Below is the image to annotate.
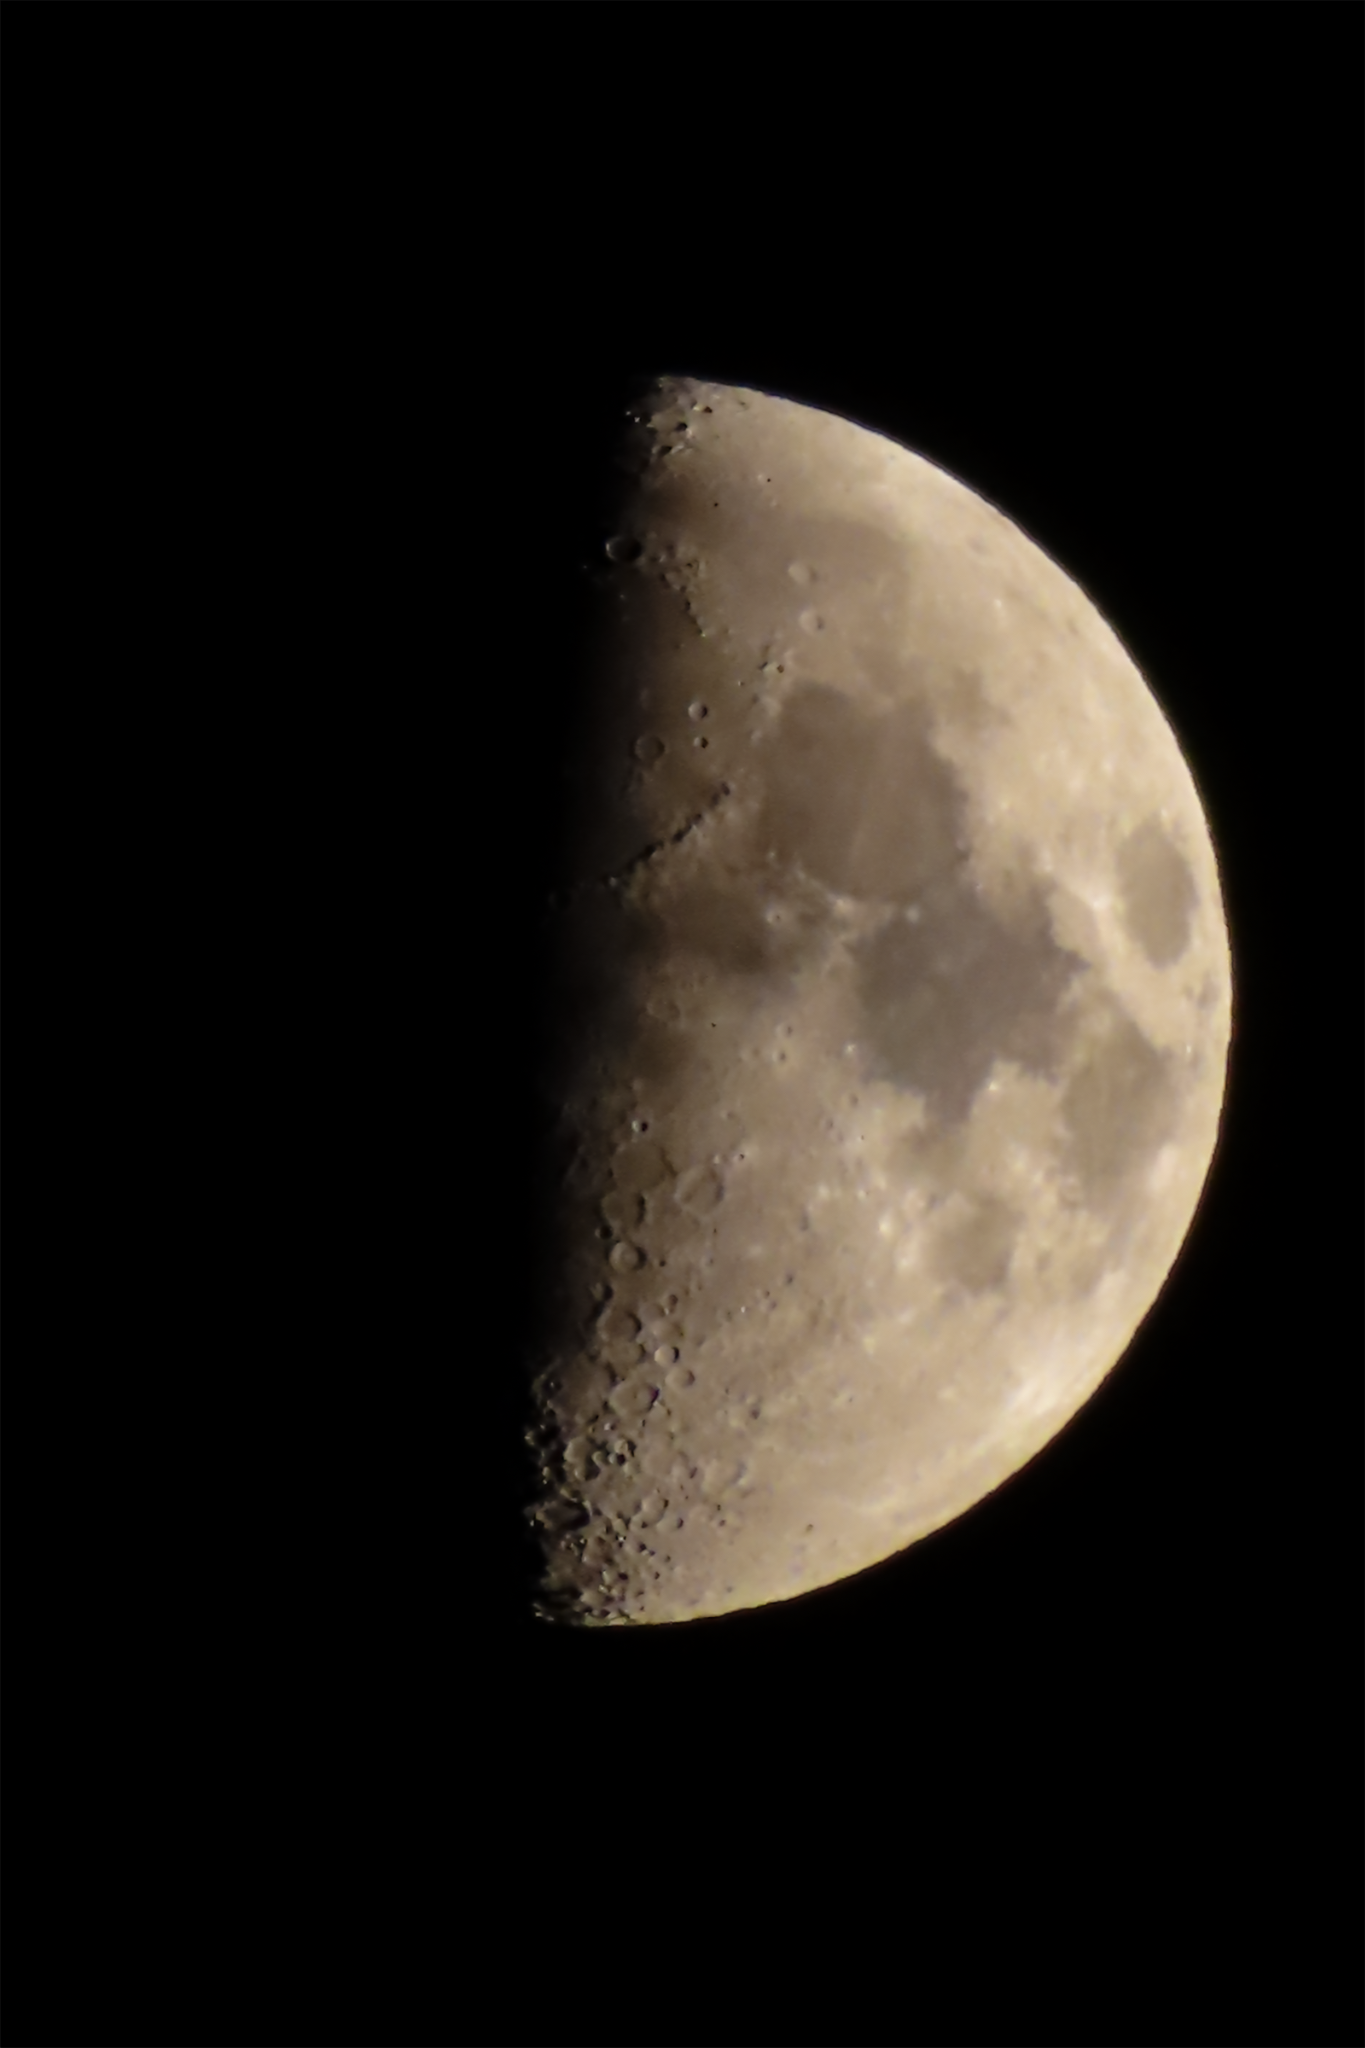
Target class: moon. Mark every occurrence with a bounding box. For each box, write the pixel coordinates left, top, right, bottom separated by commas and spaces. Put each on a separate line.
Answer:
525, 374, 1231, 1626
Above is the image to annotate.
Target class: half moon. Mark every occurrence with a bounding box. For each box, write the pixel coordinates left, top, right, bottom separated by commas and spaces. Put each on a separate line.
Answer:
526, 375, 1232, 1626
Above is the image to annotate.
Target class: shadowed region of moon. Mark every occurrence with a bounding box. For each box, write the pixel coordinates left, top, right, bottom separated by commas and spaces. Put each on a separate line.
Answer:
525, 374, 1231, 1626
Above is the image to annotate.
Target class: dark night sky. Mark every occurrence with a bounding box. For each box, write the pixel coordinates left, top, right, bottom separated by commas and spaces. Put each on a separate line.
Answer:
413, 323, 1309, 1761
222, 195, 1334, 1875
80, 39, 1350, 1998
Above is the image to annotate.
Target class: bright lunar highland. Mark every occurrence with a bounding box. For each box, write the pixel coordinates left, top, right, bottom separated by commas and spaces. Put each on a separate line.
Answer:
526, 375, 1232, 1626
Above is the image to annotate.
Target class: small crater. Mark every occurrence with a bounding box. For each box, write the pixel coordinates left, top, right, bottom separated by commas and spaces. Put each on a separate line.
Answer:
605, 535, 644, 564
601, 1188, 645, 1233
609, 1241, 646, 1274
596, 1304, 641, 1345
614, 1138, 668, 1195
609, 1377, 659, 1420
602, 1340, 644, 1371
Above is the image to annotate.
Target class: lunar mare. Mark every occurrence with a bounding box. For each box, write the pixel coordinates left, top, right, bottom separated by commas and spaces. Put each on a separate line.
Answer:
526, 376, 1231, 1625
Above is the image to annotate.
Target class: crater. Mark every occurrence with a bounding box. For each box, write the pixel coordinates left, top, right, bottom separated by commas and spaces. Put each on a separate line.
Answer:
613, 1138, 670, 1195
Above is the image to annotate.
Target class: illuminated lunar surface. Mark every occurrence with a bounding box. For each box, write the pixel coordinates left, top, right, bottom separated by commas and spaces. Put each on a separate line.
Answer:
525, 375, 1231, 1626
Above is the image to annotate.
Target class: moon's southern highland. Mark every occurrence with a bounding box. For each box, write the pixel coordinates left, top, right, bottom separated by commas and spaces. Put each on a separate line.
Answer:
525, 375, 1231, 1626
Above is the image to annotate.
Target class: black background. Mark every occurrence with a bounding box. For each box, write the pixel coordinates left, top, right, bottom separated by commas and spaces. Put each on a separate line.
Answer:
205, 180, 1342, 1900
14, 13, 1361, 2048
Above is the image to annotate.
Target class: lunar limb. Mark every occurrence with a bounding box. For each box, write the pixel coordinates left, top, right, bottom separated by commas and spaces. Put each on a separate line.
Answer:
526, 376, 1232, 1626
